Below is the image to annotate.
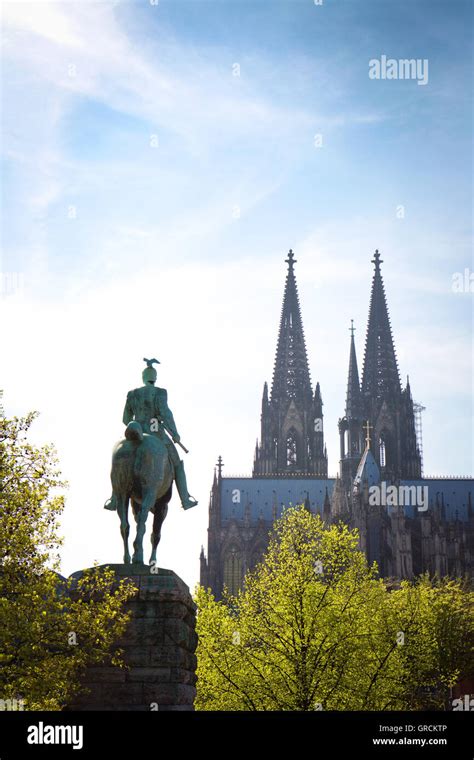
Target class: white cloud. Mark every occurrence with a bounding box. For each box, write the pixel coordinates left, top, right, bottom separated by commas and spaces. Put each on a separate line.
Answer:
2, 1, 84, 47
2, 1, 314, 147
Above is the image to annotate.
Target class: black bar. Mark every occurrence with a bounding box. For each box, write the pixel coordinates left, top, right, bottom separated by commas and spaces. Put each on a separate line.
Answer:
0, 710, 472, 758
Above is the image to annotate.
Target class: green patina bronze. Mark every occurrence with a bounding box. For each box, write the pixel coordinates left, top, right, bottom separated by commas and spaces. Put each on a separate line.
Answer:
105, 358, 198, 565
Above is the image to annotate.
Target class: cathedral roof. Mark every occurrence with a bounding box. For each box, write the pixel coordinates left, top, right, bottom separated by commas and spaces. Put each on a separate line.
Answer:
220, 477, 336, 523
353, 446, 380, 491
216, 476, 473, 524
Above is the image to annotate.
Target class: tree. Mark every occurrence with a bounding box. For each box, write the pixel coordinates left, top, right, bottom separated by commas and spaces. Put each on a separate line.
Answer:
195, 505, 473, 711
387, 576, 473, 710
0, 413, 137, 710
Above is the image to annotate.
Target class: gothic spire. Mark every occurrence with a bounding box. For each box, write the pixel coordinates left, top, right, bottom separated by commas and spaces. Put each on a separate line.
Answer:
345, 320, 362, 420
314, 381, 322, 402
271, 249, 312, 405
254, 249, 327, 477
361, 250, 401, 403
323, 487, 331, 520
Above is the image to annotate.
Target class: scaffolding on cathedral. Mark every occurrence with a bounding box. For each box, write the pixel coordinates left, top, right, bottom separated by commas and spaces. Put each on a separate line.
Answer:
413, 401, 426, 477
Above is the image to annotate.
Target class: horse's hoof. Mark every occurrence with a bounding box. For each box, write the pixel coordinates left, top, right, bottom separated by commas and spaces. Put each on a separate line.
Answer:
132, 555, 144, 565
124, 555, 131, 564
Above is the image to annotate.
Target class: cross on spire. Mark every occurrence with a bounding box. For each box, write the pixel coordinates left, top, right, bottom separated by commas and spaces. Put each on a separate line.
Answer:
363, 420, 372, 447
371, 249, 383, 269
285, 249, 297, 270
216, 455, 224, 479
349, 319, 355, 337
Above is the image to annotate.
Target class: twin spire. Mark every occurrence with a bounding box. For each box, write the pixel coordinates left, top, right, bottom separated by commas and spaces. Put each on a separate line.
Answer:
361, 249, 401, 401
271, 249, 313, 405
345, 250, 400, 416
254, 249, 327, 476
270, 247, 400, 414
257, 247, 408, 478
341, 250, 421, 480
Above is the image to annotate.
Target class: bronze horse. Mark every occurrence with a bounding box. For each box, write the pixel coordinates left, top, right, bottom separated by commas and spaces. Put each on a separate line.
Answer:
109, 421, 173, 565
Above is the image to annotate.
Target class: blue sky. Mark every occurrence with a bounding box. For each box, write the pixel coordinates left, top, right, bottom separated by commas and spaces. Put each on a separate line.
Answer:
1, 0, 472, 588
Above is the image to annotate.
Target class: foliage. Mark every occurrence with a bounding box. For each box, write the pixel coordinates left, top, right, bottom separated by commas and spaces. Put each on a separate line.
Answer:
0, 413, 137, 710
195, 505, 473, 711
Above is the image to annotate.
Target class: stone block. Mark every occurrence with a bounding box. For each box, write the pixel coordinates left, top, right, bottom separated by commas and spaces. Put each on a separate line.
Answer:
126, 667, 171, 683
84, 666, 127, 683
142, 683, 196, 706
66, 565, 197, 711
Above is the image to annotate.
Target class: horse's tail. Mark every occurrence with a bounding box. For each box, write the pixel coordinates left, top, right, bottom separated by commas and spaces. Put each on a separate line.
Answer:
125, 421, 144, 442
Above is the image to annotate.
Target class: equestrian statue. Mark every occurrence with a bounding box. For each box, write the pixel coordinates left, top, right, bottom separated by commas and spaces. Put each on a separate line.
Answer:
104, 358, 198, 565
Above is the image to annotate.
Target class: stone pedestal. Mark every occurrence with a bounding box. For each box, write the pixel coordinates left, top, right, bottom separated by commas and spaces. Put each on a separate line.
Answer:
66, 565, 197, 711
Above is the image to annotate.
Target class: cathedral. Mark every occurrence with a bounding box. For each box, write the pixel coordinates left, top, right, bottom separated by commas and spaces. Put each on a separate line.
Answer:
200, 250, 474, 597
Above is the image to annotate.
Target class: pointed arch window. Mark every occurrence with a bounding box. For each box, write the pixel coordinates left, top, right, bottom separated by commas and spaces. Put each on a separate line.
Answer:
250, 545, 265, 571
379, 436, 386, 468
223, 546, 242, 596
286, 429, 298, 467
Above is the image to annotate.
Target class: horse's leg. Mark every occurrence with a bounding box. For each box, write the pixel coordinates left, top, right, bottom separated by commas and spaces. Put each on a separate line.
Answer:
131, 498, 140, 524
116, 493, 131, 564
149, 503, 168, 566
150, 487, 172, 565
132, 490, 155, 564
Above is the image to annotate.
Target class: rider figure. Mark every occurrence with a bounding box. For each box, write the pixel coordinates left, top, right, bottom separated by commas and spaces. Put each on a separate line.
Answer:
105, 358, 198, 511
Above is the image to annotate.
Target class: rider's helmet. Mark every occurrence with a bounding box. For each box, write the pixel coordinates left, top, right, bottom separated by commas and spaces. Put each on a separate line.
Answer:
142, 357, 160, 385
